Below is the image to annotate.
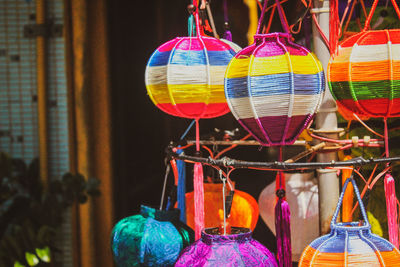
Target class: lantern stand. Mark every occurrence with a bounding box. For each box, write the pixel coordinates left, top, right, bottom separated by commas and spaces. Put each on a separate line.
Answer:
166, 143, 400, 170
312, 0, 341, 236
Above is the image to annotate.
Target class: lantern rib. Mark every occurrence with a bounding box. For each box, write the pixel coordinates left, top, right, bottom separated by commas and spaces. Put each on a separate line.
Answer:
344, 231, 348, 267
247, 35, 273, 145
348, 31, 372, 117
309, 231, 337, 266
386, 30, 394, 117
197, 36, 211, 118
291, 43, 325, 144
358, 230, 386, 266
276, 34, 294, 145
167, 37, 188, 118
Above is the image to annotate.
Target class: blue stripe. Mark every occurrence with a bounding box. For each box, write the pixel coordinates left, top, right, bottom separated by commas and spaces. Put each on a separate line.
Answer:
225, 72, 324, 98
147, 50, 172, 66
148, 49, 235, 67
309, 231, 394, 253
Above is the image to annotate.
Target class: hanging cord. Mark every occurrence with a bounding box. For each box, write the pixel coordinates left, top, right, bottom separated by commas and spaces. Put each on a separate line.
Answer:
287, 0, 312, 35
311, 13, 331, 53
364, 0, 400, 31
160, 164, 171, 210
384, 118, 389, 158
352, 113, 384, 138
330, 0, 340, 54
219, 169, 228, 235
222, 0, 232, 40
204, 0, 219, 38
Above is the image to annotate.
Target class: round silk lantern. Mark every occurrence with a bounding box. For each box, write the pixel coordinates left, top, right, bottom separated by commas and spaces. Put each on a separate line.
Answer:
175, 227, 278, 266
145, 33, 237, 119
184, 183, 259, 231
224, 0, 324, 146
328, 0, 400, 118
111, 205, 194, 267
299, 178, 400, 266
224, 32, 325, 145
258, 171, 319, 262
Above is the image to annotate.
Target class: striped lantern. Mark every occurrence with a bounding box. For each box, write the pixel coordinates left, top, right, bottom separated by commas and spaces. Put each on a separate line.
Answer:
328, 29, 400, 118
224, 33, 325, 146
299, 178, 400, 266
145, 36, 237, 119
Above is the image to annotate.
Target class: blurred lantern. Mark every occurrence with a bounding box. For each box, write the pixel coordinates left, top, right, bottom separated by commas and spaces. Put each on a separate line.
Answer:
299, 178, 400, 266
175, 227, 278, 266
336, 101, 369, 121
184, 183, 259, 231
111, 205, 194, 267
328, 0, 400, 118
258, 171, 319, 262
328, 0, 400, 247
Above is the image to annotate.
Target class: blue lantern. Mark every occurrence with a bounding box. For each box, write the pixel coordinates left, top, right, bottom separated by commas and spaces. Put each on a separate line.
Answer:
111, 205, 194, 266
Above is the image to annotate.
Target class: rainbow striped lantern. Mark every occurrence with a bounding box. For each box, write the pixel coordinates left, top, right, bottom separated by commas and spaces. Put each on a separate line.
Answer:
224, 33, 325, 145
328, 0, 400, 118
299, 178, 400, 266
328, 29, 400, 118
145, 36, 237, 119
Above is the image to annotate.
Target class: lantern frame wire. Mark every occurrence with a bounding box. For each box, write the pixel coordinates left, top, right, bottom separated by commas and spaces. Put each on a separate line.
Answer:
166, 142, 400, 170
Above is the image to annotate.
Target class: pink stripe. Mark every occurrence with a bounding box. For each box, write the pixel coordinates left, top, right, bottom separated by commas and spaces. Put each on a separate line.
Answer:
238, 34, 309, 57
158, 37, 232, 52
234, 43, 257, 58
157, 103, 229, 119
157, 38, 180, 52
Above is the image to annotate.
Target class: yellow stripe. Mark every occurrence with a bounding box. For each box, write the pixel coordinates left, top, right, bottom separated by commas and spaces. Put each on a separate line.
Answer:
146, 84, 227, 104
226, 53, 323, 79
225, 56, 251, 79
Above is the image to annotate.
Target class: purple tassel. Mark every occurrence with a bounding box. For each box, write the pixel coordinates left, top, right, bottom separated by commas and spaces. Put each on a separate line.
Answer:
223, 30, 232, 41
275, 197, 292, 267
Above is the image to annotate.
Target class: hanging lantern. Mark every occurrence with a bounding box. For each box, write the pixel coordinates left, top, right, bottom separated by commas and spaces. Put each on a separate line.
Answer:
328, 29, 400, 118
328, 0, 400, 118
299, 178, 400, 266
145, 35, 237, 119
175, 227, 278, 266
224, 33, 325, 145
110, 205, 194, 267
184, 183, 259, 231
258, 171, 319, 262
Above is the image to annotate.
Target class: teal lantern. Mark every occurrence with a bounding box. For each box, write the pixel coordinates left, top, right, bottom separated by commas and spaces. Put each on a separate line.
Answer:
111, 205, 194, 267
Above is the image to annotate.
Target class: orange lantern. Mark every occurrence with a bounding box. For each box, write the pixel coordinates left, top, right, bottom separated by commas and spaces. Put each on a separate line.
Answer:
184, 183, 259, 231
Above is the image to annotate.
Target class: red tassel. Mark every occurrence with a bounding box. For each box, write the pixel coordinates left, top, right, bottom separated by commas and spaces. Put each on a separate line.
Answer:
275, 197, 292, 267
329, 0, 340, 55
384, 173, 399, 248
194, 162, 205, 240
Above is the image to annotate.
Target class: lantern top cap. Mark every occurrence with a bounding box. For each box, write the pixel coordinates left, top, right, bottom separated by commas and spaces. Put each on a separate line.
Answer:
253, 32, 291, 40
330, 221, 370, 233
140, 205, 180, 222
201, 227, 252, 245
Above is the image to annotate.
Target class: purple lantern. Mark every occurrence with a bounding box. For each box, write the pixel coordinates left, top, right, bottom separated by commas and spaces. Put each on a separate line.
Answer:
175, 227, 278, 266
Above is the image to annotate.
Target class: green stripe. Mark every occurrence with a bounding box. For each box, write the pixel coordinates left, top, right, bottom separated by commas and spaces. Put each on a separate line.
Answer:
329, 80, 400, 100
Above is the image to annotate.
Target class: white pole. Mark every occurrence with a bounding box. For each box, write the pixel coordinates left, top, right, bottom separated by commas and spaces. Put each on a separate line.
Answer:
312, 0, 340, 234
